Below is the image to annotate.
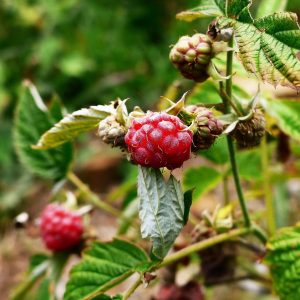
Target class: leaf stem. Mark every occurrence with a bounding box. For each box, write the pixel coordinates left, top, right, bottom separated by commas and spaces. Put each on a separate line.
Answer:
223, 36, 251, 228
67, 172, 121, 217
122, 275, 142, 300
261, 135, 276, 235
159, 227, 250, 268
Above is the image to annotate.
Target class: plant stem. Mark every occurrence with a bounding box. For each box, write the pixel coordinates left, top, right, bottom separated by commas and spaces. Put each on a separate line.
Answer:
219, 81, 242, 116
261, 135, 276, 235
222, 166, 230, 204
67, 172, 121, 217
159, 227, 250, 268
122, 275, 142, 300
227, 138, 251, 227
222, 36, 251, 228
10, 261, 49, 300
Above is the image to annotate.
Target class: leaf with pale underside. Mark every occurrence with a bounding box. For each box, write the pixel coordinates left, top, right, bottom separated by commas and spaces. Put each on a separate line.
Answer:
35, 104, 115, 149
138, 166, 184, 259
176, 0, 251, 22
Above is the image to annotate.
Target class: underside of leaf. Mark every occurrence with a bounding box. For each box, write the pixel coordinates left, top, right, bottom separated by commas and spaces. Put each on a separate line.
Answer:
219, 12, 300, 90
35, 104, 115, 149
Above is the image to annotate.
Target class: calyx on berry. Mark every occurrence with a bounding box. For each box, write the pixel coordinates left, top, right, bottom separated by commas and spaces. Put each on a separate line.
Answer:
125, 112, 193, 170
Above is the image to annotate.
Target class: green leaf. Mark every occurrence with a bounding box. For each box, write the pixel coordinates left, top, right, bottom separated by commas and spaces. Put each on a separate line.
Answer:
262, 98, 300, 141
138, 166, 184, 259
183, 166, 222, 200
64, 239, 150, 300
219, 12, 300, 89
200, 135, 229, 164
176, 0, 224, 22
256, 0, 288, 18
36, 278, 50, 300
265, 223, 300, 300
188, 80, 222, 105
35, 104, 115, 149
14, 83, 73, 181
29, 254, 49, 273
176, 0, 251, 22
183, 189, 194, 225
236, 148, 262, 181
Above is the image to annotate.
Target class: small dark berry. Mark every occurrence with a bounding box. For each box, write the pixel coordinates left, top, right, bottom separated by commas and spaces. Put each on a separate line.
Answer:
230, 109, 265, 148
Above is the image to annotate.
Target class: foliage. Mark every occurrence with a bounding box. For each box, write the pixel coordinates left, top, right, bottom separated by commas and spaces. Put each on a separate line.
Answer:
64, 239, 150, 300
265, 223, 300, 300
5, 1, 300, 300
14, 83, 73, 181
138, 166, 185, 259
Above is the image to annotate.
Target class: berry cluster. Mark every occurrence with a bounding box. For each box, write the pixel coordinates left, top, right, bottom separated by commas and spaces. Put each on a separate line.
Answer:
169, 33, 212, 82
40, 204, 83, 252
125, 112, 192, 170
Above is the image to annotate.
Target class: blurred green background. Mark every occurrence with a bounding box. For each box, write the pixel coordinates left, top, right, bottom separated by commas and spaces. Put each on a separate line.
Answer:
0, 0, 207, 221
0, 0, 299, 221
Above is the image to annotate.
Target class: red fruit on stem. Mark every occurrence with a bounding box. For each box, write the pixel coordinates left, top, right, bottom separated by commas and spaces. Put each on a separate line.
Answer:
40, 204, 83, 252
125, 112, 192, 170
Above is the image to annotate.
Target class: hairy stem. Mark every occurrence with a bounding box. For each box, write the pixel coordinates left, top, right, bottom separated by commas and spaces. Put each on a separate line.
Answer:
261, 135, 276, 235
67, 172, 121, 217
159, 227, 250, 268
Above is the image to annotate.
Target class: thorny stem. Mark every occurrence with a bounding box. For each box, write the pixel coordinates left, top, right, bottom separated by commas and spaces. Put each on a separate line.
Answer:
67, 172, 121, 217
261, 135, 276, 235
122, 275, 142, 300
222, 36, 252, 228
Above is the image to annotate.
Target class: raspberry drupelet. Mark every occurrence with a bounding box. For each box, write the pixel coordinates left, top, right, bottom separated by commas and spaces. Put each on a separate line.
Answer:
125, 112, 193, 170
40, 204, 83, 252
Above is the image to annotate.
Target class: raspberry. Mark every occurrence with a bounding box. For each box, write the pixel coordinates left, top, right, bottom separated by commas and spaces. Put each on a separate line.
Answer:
187, 106, 223, 150
125, 112, 192, 170
98, 115, 126, 147
230, 109, 265, 148
40, 204, 83, 252
169, 33, 212, 82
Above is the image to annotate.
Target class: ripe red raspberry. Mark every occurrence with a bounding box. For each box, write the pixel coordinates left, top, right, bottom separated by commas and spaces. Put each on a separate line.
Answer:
40, 204, 83, 252
125, 112, 192, 170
